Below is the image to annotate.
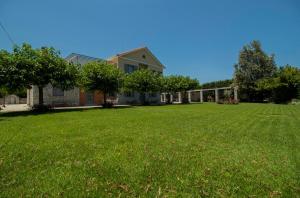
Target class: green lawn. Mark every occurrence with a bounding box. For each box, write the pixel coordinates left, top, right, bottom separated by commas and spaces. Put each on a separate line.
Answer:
0, 103, 299, 197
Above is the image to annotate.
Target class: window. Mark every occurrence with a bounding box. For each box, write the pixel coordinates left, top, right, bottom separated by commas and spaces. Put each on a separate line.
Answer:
53, 87, 64, 96
124, 91, 134, 97
124, 64, 137, 73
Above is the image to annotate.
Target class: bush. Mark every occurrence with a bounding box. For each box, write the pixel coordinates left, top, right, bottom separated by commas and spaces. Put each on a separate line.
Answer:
291, 99, 300, 105
102, 102, 114, 108
32, 104, 53, 112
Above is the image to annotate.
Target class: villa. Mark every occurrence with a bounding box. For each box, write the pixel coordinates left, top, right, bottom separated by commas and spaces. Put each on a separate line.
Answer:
27, 47, 165, 106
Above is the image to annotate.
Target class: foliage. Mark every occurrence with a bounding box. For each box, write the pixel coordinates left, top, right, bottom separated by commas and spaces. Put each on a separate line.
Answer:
202, 79, 233, 89
297, 84, 300, 99
14, 88, 27, 98
256, 65, 300, 103
0, 104, 299, 197
162, 75, 199, 93
234, 40, 277, 102
123, 69, 161, 104
162, 75, 199, 103
9, 43, 79, 107
81, 61, 124, 106
0, 50, 14, 97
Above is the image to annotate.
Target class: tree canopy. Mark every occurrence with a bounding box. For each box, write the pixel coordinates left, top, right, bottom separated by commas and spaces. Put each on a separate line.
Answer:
1, 43, 79, 107
123, 69, 161, 104
162, 75, 199, 93
234, 40, 277, 102
81, 61, 124, 106
201, 79, 233, 89
162, 75, 199, 103
256, 65, 300, 103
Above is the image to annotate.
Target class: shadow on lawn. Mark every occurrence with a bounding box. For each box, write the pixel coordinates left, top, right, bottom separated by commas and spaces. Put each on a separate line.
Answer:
0, 105, 133, 119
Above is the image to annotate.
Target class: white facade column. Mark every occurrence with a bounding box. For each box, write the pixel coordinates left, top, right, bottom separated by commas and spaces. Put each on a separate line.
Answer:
234, 87, 238, 101
170, 94, 173, 103
200, 90, 203, 103
178, 92, 182, 103
27, 89, 30, 105
215, 89, 219, 103
163, 93, 167, 102
188, 91, 191, 103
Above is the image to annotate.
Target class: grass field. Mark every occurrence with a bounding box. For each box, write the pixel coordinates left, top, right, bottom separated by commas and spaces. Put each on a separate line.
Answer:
0, 103, 299, 197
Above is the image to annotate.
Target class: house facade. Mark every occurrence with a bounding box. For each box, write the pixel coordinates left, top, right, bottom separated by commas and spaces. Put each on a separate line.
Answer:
27, 47, 165, 106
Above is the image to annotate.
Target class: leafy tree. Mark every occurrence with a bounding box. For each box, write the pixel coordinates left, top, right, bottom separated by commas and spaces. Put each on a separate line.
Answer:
163, 75, 199, 93
81, 61, 124, 106
0, 49, 15, 106
201, 79, 233, 89
234, 40, 277, 102
162, 75, 199, 103
272, 65, 300, 103
256, 65, 300, 103
124, 69, 161, 105
11, 43, 79, 107
297, 84, 300, 100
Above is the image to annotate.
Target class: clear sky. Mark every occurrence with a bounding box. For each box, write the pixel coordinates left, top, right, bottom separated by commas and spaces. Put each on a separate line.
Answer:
0, 0, 299, 83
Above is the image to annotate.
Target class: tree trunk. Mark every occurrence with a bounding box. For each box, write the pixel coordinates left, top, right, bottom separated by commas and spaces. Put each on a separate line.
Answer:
38, 86, 44, 106
140, 92, 146, 105
3, 94, 6, 107
182, 91, 189, 103
166, 93, 171, 104
103, 91, 107, 105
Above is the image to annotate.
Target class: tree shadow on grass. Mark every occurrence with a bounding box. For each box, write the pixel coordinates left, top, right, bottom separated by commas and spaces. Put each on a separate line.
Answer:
0, 105, 133, 119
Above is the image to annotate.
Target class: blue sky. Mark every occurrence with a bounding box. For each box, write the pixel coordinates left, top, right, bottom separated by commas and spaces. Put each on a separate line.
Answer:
1, 0, 299, 83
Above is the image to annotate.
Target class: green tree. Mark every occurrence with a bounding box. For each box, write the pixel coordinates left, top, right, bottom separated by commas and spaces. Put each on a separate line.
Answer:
124, 69, 161, 105
234, 40, 277, 102
297, 84, 300, 100
81, 61, 124, 107
201, 79, 233, 89
256, 65, 300, 103
273, 65, 300, 103
162, 75, 199, 103
0, 49, 15, 107
11, 44, 79, 107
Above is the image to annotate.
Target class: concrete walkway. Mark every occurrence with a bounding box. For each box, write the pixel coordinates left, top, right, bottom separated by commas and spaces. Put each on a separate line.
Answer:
0, 104, 30, 113
0, 104, 131, 113
54, 105, 130, 110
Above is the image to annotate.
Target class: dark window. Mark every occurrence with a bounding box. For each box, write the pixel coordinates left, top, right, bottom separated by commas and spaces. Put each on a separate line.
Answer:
53, 87, 64, 96
124, 64, 137, 73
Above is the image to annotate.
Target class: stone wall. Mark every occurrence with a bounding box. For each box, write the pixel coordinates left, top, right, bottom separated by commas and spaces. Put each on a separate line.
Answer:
29, 84, 80, 106
0, 96, 26, 104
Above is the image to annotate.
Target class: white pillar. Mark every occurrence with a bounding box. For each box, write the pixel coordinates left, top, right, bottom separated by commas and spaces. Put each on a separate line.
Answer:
188, 91, 191, 103
170, 94, 173, 103
234, 87, 238, 101
200, 90, 203, 103
164, 93, 166, 102
215, 89, 219, 103
178, 92, 182, 103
